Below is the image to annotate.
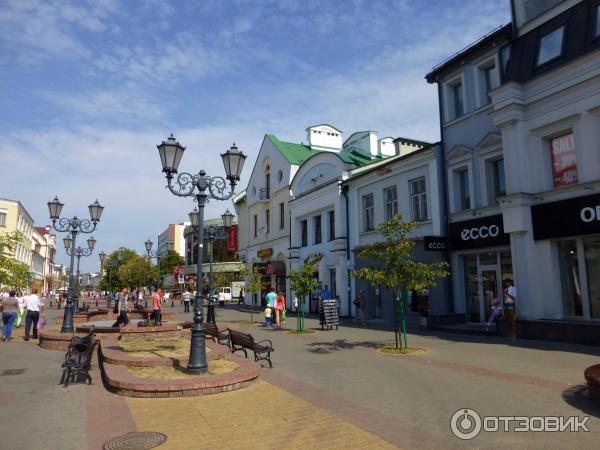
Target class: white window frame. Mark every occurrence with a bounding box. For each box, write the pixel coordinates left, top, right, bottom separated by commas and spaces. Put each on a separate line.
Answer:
478, 144, 504, 206
383, 185, 398, 221
0, 210, 6, 227
473, 54, 500, 109
443, 72, 467, 123
446, 147, 474, 213
409, 177, 428, 222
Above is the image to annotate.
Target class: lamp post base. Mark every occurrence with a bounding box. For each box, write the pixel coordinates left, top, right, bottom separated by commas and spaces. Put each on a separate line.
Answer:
61, 303, 75, 333
187, 322, 208, 374
207, 301, 216, 324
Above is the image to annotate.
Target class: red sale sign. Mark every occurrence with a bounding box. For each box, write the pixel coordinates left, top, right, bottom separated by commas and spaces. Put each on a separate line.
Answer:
551, 133, 578, 187
228, 224, 238, 252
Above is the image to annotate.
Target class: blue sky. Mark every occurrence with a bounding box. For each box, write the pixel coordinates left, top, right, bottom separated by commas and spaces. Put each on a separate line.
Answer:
0, 0, 510, 273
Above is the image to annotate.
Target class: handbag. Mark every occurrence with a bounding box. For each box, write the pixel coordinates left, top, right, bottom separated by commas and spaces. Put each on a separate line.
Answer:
282, 309, 287, 321
37, 315, 47, 330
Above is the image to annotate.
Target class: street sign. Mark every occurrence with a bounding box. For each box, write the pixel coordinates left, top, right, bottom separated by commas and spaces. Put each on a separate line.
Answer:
178, 274, 185, 284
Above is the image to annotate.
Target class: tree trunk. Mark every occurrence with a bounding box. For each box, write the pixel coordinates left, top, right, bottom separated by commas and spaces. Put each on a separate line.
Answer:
394, 289, 401, 350
400, 290, 408, 349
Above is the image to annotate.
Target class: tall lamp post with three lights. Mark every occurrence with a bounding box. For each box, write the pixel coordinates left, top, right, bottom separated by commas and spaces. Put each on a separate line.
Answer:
156, 134, 245, 374
189, 208, 234, 324
47, 196, 104, 333
63, 235, 96, 313
98, 250, 119, 309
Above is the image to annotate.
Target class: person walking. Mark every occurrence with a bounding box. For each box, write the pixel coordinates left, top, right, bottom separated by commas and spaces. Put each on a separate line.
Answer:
353, 290, 366, 325
239, 288, 244, 305
486, 298, 502, 331
15, 291, 25, 328
182, 289, 192, 313
274, 291, 286, 327
2, 291, 19, 341
24, 288, 44, 341
114, 288, 129, 327
152, 288, 162, 324
264, 305, 273, 327
266, 288, 276, 310
503, 280, 517, 340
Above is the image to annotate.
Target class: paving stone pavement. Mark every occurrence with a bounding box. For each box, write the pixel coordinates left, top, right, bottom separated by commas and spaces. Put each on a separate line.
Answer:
0, 303, 599, 449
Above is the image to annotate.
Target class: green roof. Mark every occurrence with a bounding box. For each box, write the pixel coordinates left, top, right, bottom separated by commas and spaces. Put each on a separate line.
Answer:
267, 134, 388, 169
266, 134, 321, 165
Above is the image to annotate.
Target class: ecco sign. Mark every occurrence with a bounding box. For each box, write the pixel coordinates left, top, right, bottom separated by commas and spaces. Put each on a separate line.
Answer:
460, 225, 500, 241
580, 205, 600, 223
532, 193, 600, 240
449, 215, 509, 250
424, 236, 448, 251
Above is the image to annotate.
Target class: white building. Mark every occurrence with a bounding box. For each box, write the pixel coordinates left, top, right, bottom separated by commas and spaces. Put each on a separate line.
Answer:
488, 0, 600, 343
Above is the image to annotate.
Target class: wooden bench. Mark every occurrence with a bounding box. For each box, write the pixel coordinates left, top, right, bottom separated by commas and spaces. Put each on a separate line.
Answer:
204, 322, 230, 346
228, 329, 273, 368
61, 328, 97, 386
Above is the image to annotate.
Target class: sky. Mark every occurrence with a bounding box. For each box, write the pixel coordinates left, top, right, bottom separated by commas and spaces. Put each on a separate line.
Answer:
0, 0, 510, 273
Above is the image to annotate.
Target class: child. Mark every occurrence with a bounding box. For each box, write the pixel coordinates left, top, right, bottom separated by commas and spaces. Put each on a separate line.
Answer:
264, 305, 273, 327
486, 298, 502, 331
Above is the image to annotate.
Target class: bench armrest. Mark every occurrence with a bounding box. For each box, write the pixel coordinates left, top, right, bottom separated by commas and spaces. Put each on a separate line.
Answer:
256, 339, 273, 350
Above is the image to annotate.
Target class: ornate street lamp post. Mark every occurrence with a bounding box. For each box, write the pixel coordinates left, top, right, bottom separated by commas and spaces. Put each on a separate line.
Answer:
189, 209, 233, 324
47, 197, 104, 333
64, 236, 96, 313
156, 134, 245, 374
145, 239, 173, 297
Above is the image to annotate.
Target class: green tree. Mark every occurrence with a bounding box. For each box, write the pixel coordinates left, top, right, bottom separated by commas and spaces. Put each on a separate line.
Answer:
353, 215, 448, 350
0, 231, 33, 290
117, 254, 156, 292
243, 265, 262, 324
99, 247, 138, 291
288, 254, 322, 332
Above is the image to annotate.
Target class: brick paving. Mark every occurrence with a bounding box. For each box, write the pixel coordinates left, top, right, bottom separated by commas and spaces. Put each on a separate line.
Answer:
127, 380, 398, 450
1, 304, 600, 449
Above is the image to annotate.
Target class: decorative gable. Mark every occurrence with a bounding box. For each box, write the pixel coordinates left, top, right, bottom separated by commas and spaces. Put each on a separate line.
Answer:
446, 145, 473, 161
476, 132, 502, 150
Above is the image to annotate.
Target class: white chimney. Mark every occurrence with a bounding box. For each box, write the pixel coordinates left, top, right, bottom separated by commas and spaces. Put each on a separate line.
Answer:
306, 124, 343, 151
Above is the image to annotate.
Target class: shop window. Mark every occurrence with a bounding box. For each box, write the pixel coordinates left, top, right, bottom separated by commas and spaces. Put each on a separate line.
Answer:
384, 186, 398, 221
301, 220, 307, 247
464, 255, 480, 322
584, 237, 600, 318
536, 26, 564, 67
328, 210, 335, 241
550, 133, 577, 187
314, 215, 322, 244
363, 194, 374, 232
558, 240, 583, 317
410, 178, 427, 222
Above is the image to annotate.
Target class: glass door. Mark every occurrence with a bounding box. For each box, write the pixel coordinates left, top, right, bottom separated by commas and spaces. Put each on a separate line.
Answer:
479, 266, 500, 323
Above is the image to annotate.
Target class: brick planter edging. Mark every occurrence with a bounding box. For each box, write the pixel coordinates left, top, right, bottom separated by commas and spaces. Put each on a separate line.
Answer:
99, 341, 261, 398
99, 337, 231, 367
584, 364, 600, 401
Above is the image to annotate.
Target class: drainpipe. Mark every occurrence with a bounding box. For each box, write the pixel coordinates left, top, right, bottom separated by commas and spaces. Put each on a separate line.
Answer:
341, 182, 352, 317
436, 81, 455, 315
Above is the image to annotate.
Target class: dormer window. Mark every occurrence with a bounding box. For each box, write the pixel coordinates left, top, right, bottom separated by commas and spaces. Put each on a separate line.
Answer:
536, 26, 564, 67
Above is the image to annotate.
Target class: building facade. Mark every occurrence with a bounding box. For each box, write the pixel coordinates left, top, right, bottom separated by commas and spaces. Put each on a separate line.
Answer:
33, 226, 56, 293
488, 0, 600, 343
158, 222, 189, 259
0, 198, 35, 268
426, 24, 513, 325
346, 142, 449, 323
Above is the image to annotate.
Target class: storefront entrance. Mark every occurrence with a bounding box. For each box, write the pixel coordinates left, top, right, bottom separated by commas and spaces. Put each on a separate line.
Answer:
464, 252, 512, 323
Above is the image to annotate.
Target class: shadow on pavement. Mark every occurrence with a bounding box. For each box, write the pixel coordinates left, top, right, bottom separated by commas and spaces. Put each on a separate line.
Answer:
561, 384, 600, 418
306, 339, 392, 354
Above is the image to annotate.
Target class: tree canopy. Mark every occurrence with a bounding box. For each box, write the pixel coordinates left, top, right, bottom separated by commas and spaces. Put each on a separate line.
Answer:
0, 231, 33, 290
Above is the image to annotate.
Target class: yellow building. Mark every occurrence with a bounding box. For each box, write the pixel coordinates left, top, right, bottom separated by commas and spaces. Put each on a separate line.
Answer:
0, 198, 34, 266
